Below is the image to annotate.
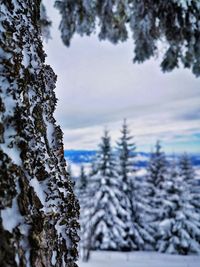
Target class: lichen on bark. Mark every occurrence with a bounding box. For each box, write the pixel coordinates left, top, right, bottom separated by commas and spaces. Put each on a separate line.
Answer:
0, 1, 79, 266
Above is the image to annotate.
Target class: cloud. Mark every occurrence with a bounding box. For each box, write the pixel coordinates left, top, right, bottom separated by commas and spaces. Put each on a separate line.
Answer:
44, 2, 200, 153
62, 110, 200, 152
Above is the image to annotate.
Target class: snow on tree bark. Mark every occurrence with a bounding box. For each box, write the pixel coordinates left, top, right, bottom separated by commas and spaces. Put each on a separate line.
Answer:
0, 1, 79, 266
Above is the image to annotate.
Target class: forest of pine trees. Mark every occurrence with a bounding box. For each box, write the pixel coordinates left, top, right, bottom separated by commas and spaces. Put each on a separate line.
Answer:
75, 121, 200, 261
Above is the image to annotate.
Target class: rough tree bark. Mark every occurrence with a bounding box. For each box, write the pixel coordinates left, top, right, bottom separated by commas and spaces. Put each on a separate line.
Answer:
0, 1, 79, 266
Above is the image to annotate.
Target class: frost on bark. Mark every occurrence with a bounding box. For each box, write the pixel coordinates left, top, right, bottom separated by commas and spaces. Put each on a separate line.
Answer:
0, 1, 79, 267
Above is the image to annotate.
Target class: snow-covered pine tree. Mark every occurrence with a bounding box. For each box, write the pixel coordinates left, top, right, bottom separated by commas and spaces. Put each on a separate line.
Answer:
116, 119, 154, 250
149, 141, 168, 187
76, 164, 87, 234
81, 130, 126, 252
144, 141, 169, 244
126, 177, 155, 251
116, 119, 136, 186
67, 162, 73, 178
55, 0, 200, 76
0, 1, 79, 266
89, 155, 98, 176
75, 165, 89, 261
179, 153, 200, 238
78, 165, 87, 191
157, 158, 200, 254
146, 141, 168, 201
179, 153, 195, 184
180, 153, 200, 251
67, 162, 76, 186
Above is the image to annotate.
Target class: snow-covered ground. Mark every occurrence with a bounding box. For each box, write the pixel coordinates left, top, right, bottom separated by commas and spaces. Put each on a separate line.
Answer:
78, 251, 200, 267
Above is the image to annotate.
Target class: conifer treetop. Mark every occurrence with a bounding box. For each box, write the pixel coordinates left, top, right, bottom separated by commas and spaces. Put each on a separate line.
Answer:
117, 119, 136, 183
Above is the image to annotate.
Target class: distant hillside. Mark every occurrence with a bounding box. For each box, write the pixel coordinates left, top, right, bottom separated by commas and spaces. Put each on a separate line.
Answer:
64, 150, 200, 167
64, 150, 96, 164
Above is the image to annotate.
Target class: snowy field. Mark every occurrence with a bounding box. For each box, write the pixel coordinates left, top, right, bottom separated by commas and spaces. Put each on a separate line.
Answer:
78, 251, 200, 267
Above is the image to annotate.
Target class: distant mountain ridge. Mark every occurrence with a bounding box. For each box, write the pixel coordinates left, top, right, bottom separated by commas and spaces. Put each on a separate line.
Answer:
64, 150, 200, 167
64, 150, 96, 163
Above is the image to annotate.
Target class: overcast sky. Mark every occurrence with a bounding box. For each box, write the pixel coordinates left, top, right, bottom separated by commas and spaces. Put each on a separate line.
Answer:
44, 1, 200, 153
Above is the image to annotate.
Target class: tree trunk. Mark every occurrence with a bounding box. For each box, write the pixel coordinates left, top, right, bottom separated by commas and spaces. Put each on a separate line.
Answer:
0, 1, 79, 266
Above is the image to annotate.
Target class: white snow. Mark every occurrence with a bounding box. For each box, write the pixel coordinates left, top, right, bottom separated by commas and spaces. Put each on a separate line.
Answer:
51, 250, 57, 265
1, 196, 23, 232
43, 117, 55, 146
78, 251, 200, 267
0, 143, 22, 165
22, 46, 30, 67
136, 168, 147, 177
29, 178, 46, 206
195, 167, 200, 178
